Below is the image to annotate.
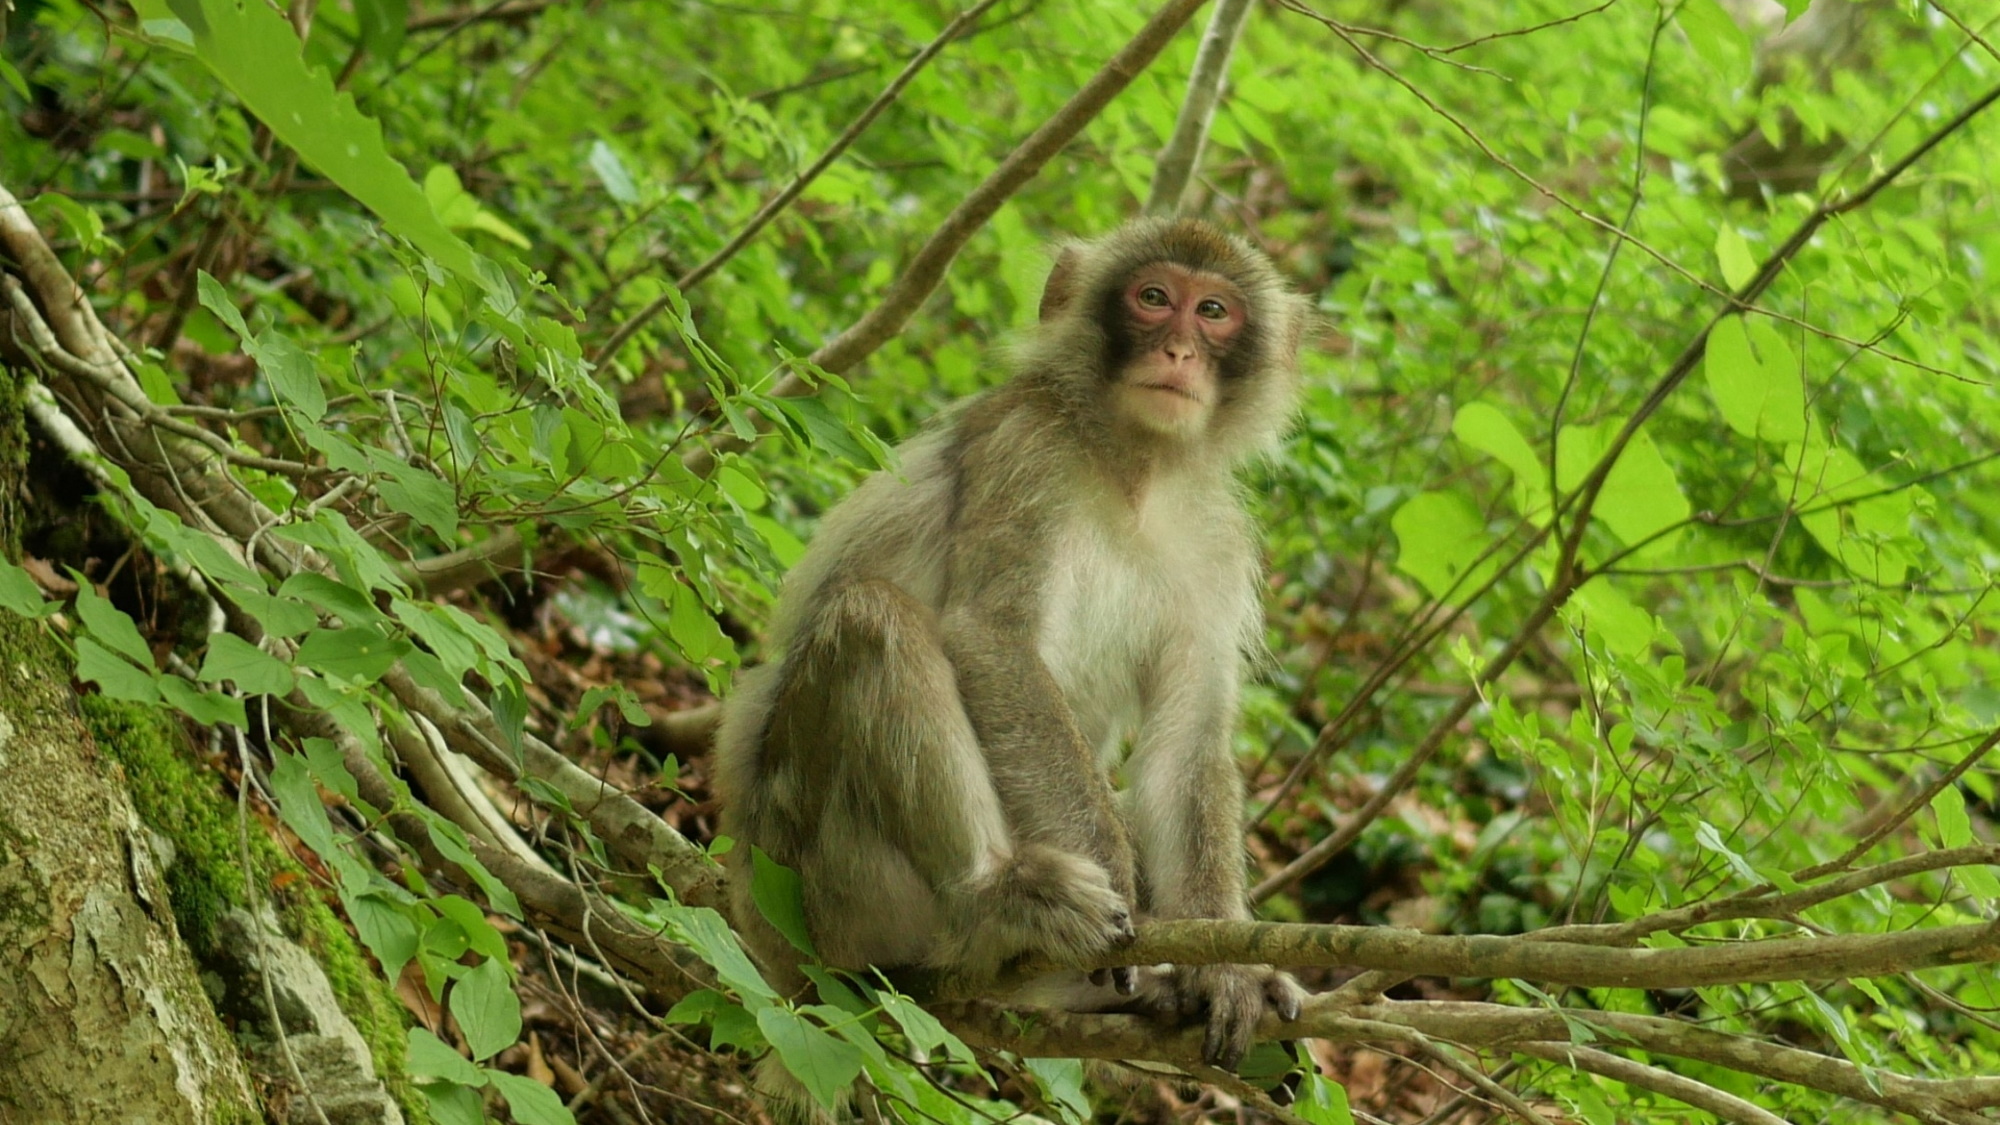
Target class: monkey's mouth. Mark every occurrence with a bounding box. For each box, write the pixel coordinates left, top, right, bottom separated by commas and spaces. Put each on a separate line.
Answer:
1133, 382, 1204, 404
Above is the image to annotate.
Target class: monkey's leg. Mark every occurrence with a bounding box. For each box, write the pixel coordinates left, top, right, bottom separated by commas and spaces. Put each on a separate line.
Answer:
765, 579, 1134, 977
1126, 643, 1305, 1068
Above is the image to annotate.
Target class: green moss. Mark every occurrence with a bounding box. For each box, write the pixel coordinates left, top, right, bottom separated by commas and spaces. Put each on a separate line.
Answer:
82, 696, 427, 1124
82, 694, 245, 947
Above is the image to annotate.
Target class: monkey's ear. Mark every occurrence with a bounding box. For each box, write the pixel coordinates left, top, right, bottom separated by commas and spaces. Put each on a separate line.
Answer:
1039, 246, 1083, 322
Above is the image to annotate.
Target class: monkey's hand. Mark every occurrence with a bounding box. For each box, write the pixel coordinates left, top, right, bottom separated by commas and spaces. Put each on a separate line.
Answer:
1168, 963, 1306, 1070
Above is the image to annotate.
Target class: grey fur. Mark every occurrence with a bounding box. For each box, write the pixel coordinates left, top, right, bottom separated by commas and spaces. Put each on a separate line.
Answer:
714, 218, 1310, 1070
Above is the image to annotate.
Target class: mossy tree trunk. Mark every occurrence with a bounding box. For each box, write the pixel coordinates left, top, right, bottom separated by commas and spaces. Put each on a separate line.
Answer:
0, 371, 260, 1122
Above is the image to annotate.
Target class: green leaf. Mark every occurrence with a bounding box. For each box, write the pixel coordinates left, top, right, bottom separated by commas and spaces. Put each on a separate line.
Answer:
165, 0, 495, 293
665, 989, 727, 1025
376, 460, 460, 539
195, 271, 250, 337
486, 1070, 575, 1125
1674, 0, 1752, 85
1391, 491, 1498, 602
157, 675, 249, 728
587, 140, 640, 205
1705, 315, 1806, 444
1714, 224, 1757, 290
1293, 1072, 1355, 1125
769, 394, 889, 470
876, 986, 974, 1065
72, 579, 153, 667
750, 846, 816, 957
76, 637, 160, 703
1787, 438, 1912, 585
757, 1006, 865, 1110
425, 164, 532, 250
427, 819, 524, 918
198, 632, 296, 695
1452, 401, 1547, 512
662, 903, 777, 1003
451, 956, 522, 1062
0, 559, 52, 618
1692, 820, 1759, 885
417, 1081, 486, 1125
270, 750, 339, 857
354, 888, 420, 984
712, 1003, 766, 1053
353, 0, 408, 60
1025, 1058, 1090, 1125
407, 1027, 486, 1086
252, 326, 327, 422
1932, 786, 1972, 849
0, 57, 30, 100
1595, 428, 1691, 552
434, 895, 509, 961
1567, 578, 1657, 656
302, 737, 364, 806
278, 572, 386, 625
667, 578, 732, 665
295, 626, 411, 683
223, 585, 320, 638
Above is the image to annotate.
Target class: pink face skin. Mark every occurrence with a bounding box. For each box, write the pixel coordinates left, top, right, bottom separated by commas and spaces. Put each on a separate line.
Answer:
1113, 263, 1246, 436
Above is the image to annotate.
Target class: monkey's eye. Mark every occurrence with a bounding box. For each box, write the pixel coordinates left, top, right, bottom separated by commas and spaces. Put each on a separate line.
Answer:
1138, 286, 1171, 308
1196, 298, 1230, 320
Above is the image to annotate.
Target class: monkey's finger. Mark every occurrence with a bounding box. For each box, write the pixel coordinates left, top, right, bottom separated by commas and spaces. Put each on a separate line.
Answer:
1202, 1013, 1250, 1071
1110, 909, 1135, 944
1267, 973, 1306, 1021
1112, 966, 1137, 995
1088, 969, 1110, 987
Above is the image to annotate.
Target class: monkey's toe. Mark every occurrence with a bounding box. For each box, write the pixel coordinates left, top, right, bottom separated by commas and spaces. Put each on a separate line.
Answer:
1267, 971, 1307, 1021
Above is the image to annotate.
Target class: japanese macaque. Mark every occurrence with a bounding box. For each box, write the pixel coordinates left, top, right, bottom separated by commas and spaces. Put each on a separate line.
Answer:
714, 217, 1311, 1068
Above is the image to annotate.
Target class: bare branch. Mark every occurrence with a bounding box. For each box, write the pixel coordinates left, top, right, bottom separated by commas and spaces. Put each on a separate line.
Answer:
981, 916, 2000, 991
593, 0, 1008, 365
1513, 1043, 1789, 1125
798, 0, 1212, 380
677, 0, 1213, 477
1145, 0, 1252, 214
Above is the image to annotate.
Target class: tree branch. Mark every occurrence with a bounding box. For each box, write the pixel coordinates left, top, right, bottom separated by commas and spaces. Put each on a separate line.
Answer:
1144, 0, 1253, 214
1250, 77, 2000, 899
593, 0, 1008, 366
958, 916, 2000, 996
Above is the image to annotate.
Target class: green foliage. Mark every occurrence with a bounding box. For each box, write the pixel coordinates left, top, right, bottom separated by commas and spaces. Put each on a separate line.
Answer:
8, 0, 2000, 1119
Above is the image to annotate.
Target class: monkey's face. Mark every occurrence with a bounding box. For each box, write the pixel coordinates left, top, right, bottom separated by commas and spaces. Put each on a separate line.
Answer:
1109, 263, 1247, 438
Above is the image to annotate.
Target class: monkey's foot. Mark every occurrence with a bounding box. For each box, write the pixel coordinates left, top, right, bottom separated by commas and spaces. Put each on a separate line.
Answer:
943, 844, 1135, 973
1163, 963, 1306, 1071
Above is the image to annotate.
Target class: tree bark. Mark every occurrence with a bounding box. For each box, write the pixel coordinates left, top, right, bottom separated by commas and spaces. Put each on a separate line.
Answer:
0, 370, 260, 1123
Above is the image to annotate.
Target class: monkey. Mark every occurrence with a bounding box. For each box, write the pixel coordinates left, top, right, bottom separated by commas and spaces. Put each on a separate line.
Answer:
713, 216, 1311, 1070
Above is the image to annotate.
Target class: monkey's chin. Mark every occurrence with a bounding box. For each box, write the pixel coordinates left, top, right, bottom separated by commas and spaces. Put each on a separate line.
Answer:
1118, 383, 1211, 437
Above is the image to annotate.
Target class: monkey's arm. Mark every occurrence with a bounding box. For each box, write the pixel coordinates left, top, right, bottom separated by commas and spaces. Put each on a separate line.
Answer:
931, 458, 1137, 905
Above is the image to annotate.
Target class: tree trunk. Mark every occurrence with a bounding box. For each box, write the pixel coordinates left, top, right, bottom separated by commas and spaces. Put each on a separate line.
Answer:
0, 370, 260, 1123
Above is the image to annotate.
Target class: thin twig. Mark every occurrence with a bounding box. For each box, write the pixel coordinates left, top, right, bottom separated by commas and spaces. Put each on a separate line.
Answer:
1249, 79, 2000, 901
594, 0, 1008, 365
1514, 1043, 1788, 1125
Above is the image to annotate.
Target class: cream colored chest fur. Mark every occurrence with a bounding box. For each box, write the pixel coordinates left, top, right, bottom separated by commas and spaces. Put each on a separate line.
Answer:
1038, 478, 1258, 764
